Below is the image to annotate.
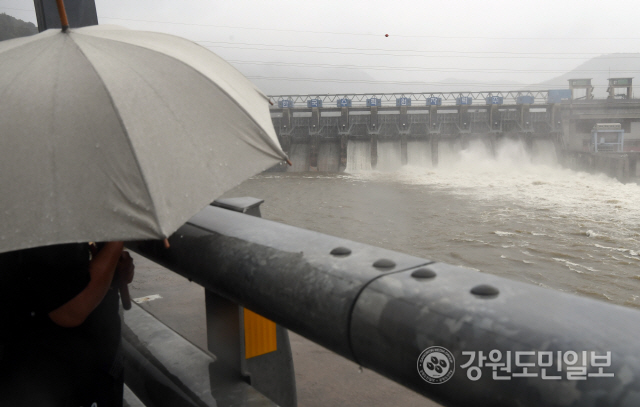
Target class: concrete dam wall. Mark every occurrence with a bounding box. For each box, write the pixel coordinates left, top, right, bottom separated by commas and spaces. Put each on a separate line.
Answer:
268, 102, 640, 183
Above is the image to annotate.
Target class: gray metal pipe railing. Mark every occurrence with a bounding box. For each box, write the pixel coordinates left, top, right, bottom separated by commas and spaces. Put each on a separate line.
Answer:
130, 204, 640, 407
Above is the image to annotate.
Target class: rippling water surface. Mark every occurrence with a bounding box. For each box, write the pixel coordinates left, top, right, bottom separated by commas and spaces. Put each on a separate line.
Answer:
223, 138, 640, 308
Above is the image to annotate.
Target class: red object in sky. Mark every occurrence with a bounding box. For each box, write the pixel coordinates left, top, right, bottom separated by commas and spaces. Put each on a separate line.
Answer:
385, 34, 389, 37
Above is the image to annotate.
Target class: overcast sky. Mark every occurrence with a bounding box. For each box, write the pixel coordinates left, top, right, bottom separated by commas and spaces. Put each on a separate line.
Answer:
3, 0, 640, 94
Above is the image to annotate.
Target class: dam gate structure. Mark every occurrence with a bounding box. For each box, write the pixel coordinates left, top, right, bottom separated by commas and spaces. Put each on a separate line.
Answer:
270, 91, 640, 181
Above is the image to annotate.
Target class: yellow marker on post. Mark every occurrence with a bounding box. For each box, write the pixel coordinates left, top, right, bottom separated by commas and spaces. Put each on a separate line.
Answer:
244, 308, 277, 359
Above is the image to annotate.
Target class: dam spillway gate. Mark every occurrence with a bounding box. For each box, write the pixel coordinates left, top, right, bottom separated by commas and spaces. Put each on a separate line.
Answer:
269, 92, 640, 176
270, 101, 562, 172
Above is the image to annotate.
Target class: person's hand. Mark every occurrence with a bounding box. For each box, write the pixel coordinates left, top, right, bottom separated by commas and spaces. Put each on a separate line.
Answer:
115, 251, 134, 310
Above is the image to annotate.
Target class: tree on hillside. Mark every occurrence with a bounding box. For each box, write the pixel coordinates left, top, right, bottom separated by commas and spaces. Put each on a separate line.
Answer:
0, 13, 38, 41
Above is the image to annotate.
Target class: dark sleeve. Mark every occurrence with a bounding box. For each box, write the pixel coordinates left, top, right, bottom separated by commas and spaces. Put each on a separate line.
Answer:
0, 244, 90, 334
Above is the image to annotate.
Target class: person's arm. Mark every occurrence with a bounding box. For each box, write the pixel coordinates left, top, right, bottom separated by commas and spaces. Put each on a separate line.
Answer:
48, 242, 124, 328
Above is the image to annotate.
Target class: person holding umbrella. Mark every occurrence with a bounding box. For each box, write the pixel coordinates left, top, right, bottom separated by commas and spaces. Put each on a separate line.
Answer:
0, 241, 134, 406
0, 0, 289, 404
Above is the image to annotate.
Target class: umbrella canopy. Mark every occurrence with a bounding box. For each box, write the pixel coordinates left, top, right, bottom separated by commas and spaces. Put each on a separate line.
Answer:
0, 25, 288, 253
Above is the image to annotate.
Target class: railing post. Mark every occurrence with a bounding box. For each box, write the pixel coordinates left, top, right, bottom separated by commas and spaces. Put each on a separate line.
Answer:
205, 198, 297, 407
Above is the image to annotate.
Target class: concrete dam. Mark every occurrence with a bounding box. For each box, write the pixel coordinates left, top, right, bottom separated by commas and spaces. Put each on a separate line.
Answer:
269, 88, 640, 182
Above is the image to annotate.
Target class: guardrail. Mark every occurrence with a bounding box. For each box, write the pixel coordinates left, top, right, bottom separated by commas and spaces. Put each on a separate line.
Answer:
129, 199, 640, 407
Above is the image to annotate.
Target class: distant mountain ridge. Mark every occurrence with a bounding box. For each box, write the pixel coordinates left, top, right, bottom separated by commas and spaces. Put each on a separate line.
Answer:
250, 52, 640, 97
540, 53, 640, 97
0, 13, 37, 42
239, 63, 380, 95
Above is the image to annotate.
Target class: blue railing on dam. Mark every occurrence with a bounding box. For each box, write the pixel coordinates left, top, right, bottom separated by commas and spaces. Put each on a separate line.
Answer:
269, 89, 640, 108
269, 91, 557, 107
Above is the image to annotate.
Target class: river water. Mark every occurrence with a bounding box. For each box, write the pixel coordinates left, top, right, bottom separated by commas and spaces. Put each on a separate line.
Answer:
223, 138, 640, 309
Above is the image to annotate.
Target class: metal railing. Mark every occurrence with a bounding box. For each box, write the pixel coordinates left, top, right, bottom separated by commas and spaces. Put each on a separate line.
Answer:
269, 91, 551, 107
130, 200, 640, 407
594, 142, 624, 152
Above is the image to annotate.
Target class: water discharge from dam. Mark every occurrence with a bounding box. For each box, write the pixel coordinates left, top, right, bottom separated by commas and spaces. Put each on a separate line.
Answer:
344, 138, 558, 172
375, 141, 403, 172
287, 143, 310, 172
406, 141, 432, 167
532, 139, 559, 166
345, 140, 371, 172
437, 139, 463, 168
317, 142, 341, 172
227, 137, 640, 311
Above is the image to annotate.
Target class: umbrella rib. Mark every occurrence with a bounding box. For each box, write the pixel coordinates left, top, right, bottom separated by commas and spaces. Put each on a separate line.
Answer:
0, 44, 53, 107
74, 31, 288, 161
67, 34, 165, 237
0, 29, 57, 55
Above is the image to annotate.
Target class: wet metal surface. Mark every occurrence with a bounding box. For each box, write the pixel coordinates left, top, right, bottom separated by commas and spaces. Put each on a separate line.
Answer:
131, 205, 640, 406
130, 205, 430, 362
351, 262, 640, 406
123, 303, 276, 407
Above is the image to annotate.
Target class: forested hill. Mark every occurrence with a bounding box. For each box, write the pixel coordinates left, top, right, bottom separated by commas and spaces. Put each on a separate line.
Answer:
0, 13, 37, 41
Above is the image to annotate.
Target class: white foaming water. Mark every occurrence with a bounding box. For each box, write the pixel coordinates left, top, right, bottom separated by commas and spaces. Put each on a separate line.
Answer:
437, 139, 463, 168
376, 141, 403, 172
531, 139, 558, 166
401, 138, 640, 224
318, 142, 340, 172
349, 138, 640, 269
407, 140, 432, 167
345, 140, 371, 172
288, 143, 310, 172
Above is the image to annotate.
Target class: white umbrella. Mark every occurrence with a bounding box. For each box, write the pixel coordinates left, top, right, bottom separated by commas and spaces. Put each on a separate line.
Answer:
0, 24, 288, 253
